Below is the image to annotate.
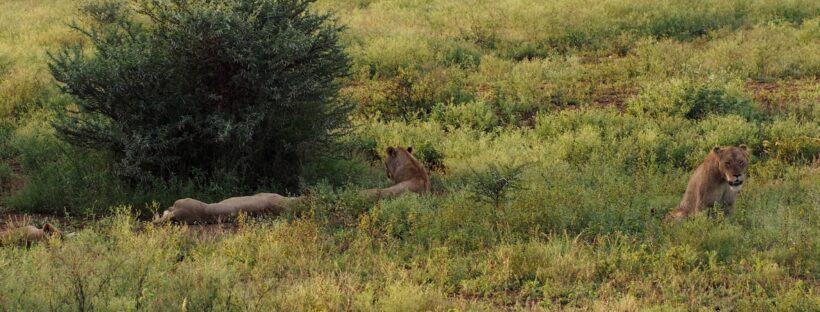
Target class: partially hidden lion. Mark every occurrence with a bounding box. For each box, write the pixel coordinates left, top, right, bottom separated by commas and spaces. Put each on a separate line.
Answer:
0, 223, 61, 246
361, 146, 429, 200
153, 193, 300, 224
666, 144, 749, 222
155, 146, 429, 224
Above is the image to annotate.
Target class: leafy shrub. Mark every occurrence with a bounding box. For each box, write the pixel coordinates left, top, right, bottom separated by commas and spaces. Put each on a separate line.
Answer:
302, 158, 376, 189
352, 34, 435, 77
371, 194, 431, 242
351, 66, 471, 119
434, 40, 481, 69
668, 214, 745, 262
48, 0, 350, 189
684, 85, 759, 120
430, 100, 498, 131
696, 22, 820, 80
297, 183, 372, 230
698, 114, 761, 152
409, 142, 446, 173
554, 125, 604, 164
763, 118, 820, 162
5, 112, 250, 215
467, 163, 527, 209
627, 78, 759, 120
0, 68, 52, 120
7, 112, 65, 173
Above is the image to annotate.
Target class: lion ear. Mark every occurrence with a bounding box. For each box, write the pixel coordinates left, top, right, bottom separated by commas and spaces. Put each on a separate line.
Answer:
739, 144, 747, 151
386, 147, 397, 157
712, 146, 722, 154
406, 146, 413, 154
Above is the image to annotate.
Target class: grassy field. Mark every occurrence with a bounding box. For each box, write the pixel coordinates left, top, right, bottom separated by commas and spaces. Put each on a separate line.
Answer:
1, 0, 818, 310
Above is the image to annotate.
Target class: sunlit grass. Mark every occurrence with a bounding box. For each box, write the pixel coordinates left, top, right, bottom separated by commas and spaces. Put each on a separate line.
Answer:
0, 0, 818, 309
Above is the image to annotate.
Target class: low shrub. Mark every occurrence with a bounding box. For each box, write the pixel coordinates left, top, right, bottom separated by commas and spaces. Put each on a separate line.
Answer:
627, 78, 760, 121
430, 100, 498, 131
763, 117, 820, 163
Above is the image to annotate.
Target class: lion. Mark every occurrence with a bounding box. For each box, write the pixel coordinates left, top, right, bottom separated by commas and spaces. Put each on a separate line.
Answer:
666, 144, 749, 222
153, 193, 300, 224
155, 145, 429, 224
361, 146, 429, 200
0, 223, 61, 246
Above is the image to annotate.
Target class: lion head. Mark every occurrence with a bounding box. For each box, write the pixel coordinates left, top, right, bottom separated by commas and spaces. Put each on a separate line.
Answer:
42, 223, 61, 239
713, 144, 748, 189
384, 146, 428, 185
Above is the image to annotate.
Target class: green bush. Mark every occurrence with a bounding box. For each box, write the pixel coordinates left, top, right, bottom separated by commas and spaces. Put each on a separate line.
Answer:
409, 142, 446, 173
430, 100, 498, 131
351, 66, 472, 119
5, 111, 253, 215
763, 117, 820, 162
627, 78, 759, 120
698, 115, 761, 152
7, 112, 66, 173
466, 163, 528, 210
684, 85, 759, 121
48, 0, 350, 189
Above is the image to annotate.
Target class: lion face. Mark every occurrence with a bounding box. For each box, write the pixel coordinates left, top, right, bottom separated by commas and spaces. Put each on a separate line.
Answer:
714, 144, 748, 189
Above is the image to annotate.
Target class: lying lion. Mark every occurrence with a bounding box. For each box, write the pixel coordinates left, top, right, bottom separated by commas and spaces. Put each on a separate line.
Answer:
0, 223, 61, 246
156, 146, 430, 224
153, 193, 297, 224
666, 144, 749, 222
361, 146, 429, 200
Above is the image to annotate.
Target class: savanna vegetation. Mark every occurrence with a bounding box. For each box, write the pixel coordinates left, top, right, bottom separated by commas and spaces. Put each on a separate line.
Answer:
0, 0, 818, 310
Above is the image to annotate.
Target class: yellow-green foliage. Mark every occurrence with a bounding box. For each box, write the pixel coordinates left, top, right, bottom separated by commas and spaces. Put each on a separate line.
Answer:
0, 0, 818, 310
317, 0, 820, 120
0, 0, 78, 119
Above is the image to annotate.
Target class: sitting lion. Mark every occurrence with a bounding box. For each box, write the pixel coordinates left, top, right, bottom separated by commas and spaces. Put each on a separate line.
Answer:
0, 223, 61, 246
154, 193, 299, 224
361, 146, 429, 200
666, 144, 749, 222
156, 145, 430, 224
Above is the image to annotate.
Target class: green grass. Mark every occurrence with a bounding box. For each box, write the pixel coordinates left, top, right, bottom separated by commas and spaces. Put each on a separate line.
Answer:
0, 0, 818, 310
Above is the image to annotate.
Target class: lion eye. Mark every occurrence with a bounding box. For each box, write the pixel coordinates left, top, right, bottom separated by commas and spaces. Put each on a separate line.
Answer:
724, 161, 731, 165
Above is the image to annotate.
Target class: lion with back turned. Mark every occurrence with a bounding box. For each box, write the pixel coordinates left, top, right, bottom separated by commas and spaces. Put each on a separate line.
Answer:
666, 144, 749, 222
361, 146, 429, 200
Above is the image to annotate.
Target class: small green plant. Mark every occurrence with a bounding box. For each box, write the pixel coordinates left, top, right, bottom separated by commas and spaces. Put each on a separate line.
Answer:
467, 163, 528, 209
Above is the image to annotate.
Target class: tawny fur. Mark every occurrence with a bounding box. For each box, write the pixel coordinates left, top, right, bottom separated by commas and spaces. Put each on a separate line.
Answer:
154, 193, 300, 224
0, 223, 61, 246
667, 144, 749, 222
156, 145, 429, 224
361, 146, 429, 200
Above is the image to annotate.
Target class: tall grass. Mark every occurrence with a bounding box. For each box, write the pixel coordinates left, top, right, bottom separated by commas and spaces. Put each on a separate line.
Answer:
0, 0, 818, 309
